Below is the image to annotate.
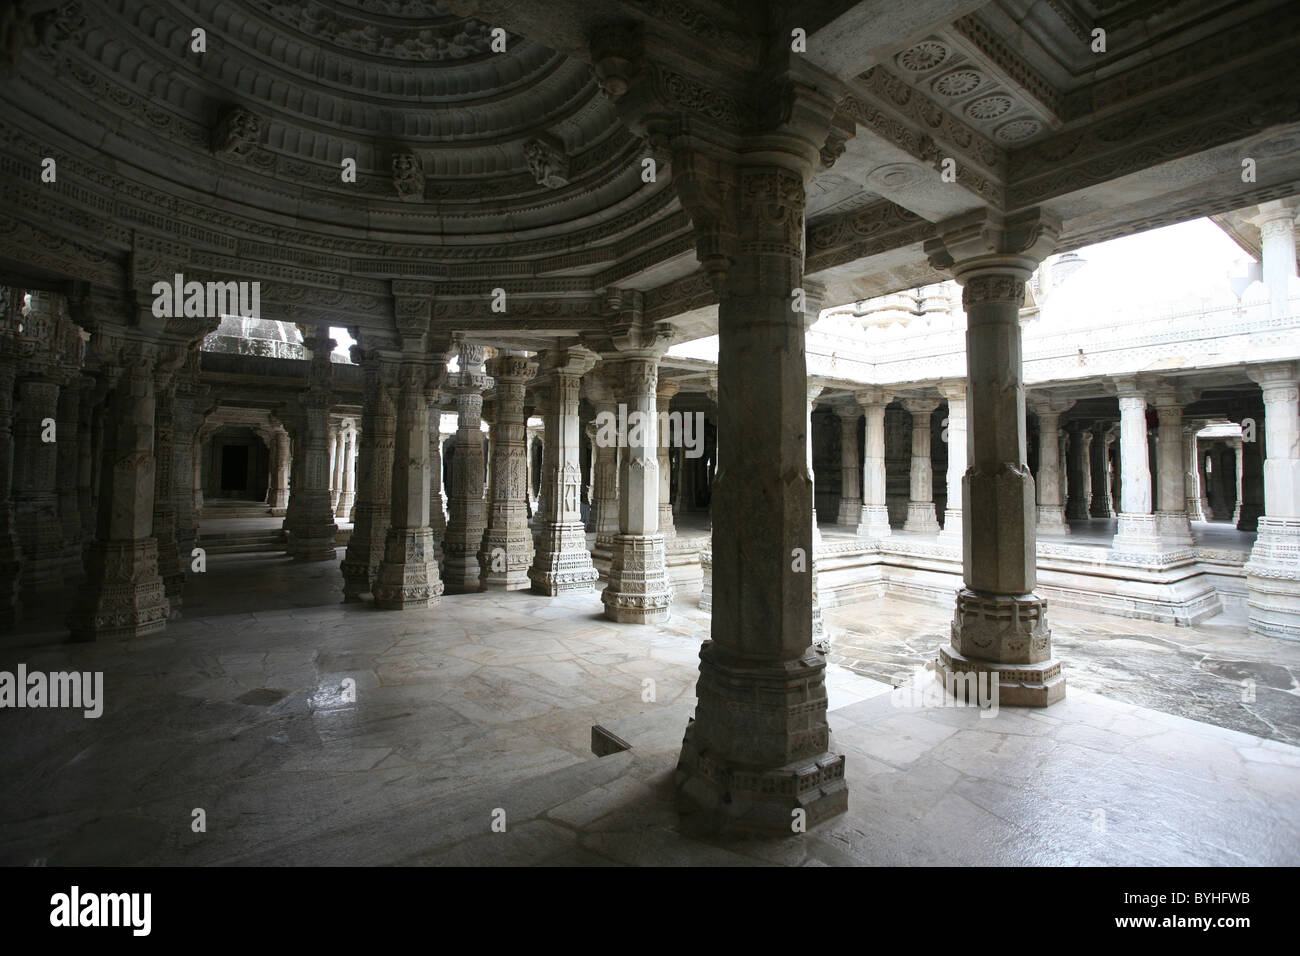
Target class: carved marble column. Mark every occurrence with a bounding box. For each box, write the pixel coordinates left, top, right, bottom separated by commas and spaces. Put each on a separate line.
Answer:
1113, 381, 1159, 551
656, 378, 679, 540
938, 382, 966, 540
70, 339, 170, 640
1237, 408, 1265, 532
373, 360, 444, 609
806, 384, 825, 546
1066, 422, 1093, 519
925, 212, 1064, 706
1029, 396, 1071, 536
284, 330, 338, 562
804, 381, 827, 651
1231, 437, 1244, 526
855, 387, 892, 538
268, 427, 290, 513
0, 334, 21, 627
587, 371, 620, 570
341, 350, 395, 601
1151, 387, 1194, 545
55, 366, 85, 579
902, 397, 941, 533
151, 366, 185, 614
600, 340, 670, 616
1058, 429, 1069, 508
442, 342, 491, 593
834, 405, 861, 525
1245, 362, 1300, 637
1089, 421, 1113, 518
479, 351, 536, 590
1253, 200, 1299, 320
173, 362, 209, 575
327, 420, 341, 512
671, 159, 846, 834
532, 348, 599, 596
1184, 425, 1207, 521
1103, 427, 1119, 518
335, 422, 356, 519
429, 412, 447, 546
13, 373, 63, 598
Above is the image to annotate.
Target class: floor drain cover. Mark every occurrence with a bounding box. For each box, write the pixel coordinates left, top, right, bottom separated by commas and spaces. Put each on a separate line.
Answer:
591, 725, 631, 757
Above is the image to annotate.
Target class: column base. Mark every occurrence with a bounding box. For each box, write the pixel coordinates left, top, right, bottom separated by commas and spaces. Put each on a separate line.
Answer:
1065, 501, 1092, 520
334, 491, 356, 520
947, 588, 1061, 706
1089, 495, 1112, 518
69, 540, 170, 641
440, 537, 484, 595
16, 506, 64, 598
903, 502, 939, 533
659, 505, 676, 542
1187, 500, 1207, 522
529, 521, 597, 595
478, 527, 535, 591
373, 528, 443, 609
1199, 497, 1214, 521
855, 505, 892, 540
1245, 517, 1300, 640
1035, 505, 1068, 536
938, 509, 963, 543
602, 533, 672, 623
1237, 505, 1262, 533
674, 643, 847, 836
1113, 512, 1162, 554
836, 497, 862, 526
935, 645, 1066, 707
1155, 510, 1195, 546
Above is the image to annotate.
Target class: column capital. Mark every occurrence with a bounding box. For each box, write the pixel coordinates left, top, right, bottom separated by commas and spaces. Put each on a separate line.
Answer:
656, 377, 681, 400
1248, 361, 1299, 389
935, 380, 966, 402
855, 386, 892, 408
833, 402, 861, 420
901, 396, 940, 416
1027, 392, 1074, 416
923, 209, 1061, 284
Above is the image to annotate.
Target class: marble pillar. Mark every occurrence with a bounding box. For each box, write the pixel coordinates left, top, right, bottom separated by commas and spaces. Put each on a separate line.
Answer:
656, 378, 679, 540
1238, 411, 1265, 532
429, 416, 447, 559
341, 351, 395, 601
56, 372, 84, 579
835, 405, 862, 526
587, 373, 620, 569
1089, 421, 1113, 518
70, 341, 170, 640
284, 330, 338, 562
1152, 389, 1194, 546
327, 421, 340, 512
0, 345, 21, 627
1185, 426, 1207, 521
1254, 201, 1299, 320
13, 374, 64, 598
674, 162, 846, 834
1030, 397, 1071, 536
373, 360, 443, 609
1066, 423, 1092, 519
807, 385, 825, 544
926, 213, 1064, 707
1058, 429, 1069, 508
1232, 438, 1244, 526
1113, 382, 1160, 551
1245, 362, 1300, 637
335, 423, 356, 519
805, 382, 826, 652
479, 351, 536, 590
442, 343, 491, 594
938, 382, 967, 541
529, 348, 598, 596
268, 427, 290, 513
151, 369, 185, 614
902, 397, 941, 533
855, 387, 892, 538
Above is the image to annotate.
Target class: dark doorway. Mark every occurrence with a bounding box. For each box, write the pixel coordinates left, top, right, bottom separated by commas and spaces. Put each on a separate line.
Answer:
221, 445, 250, 492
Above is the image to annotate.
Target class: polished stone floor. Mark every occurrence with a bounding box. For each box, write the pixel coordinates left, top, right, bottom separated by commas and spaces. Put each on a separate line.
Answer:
0, 547, 1296, 866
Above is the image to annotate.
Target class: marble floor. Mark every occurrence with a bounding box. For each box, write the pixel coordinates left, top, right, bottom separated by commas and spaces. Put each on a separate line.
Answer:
0, 549, 1296, 866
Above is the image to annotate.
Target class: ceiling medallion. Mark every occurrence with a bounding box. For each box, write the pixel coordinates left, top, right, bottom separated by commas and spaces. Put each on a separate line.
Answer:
966, 95, 1014, 120
865, 162, 924, 191
933, 70, 981, 97
896, 41, 949, 72
995, 118, 1043, 143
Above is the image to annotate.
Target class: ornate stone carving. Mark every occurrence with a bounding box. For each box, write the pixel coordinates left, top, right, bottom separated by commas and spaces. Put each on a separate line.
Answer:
211, 106, 261, 159
522, 135, 570, 189
391, 150, 425, 202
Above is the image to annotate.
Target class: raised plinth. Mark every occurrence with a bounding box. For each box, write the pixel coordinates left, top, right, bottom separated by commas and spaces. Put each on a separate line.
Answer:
675, 643, 847, 835
478, 531, 534, 591
69, 540, 170, 641
836, 497, 862, 525
372, 529, 442, 609
1245, 517, 1300, 640
602, 533, 672, 623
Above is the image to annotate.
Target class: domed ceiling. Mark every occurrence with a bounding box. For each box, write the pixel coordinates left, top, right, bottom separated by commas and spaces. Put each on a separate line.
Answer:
0, 0, 687, 341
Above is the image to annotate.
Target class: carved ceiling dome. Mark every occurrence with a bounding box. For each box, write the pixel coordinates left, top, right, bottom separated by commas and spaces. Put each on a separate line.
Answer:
9, 0, 659, 243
